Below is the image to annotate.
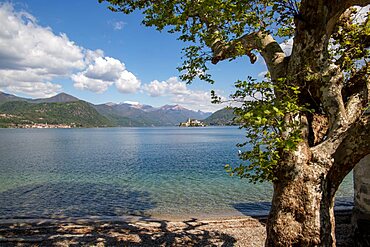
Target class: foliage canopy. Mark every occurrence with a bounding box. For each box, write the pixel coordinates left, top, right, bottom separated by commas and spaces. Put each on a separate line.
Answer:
100, 0, 370, 183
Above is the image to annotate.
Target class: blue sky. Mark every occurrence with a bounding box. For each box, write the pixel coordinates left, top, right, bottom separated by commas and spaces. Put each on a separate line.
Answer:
0, 1, 268, 112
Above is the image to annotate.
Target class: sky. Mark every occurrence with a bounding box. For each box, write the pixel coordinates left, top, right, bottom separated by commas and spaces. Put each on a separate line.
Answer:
0, 1, 269, 112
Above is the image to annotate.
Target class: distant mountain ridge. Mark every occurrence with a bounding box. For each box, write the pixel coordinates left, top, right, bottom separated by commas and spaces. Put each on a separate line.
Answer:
94, 102, 211, 127
203, 107, 237, 126
32, 93, 79, 103
0, 91, 213, 127
0, 91, 29, 103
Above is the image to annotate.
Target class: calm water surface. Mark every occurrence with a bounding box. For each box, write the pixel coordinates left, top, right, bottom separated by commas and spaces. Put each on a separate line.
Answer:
0, 127, 353, 219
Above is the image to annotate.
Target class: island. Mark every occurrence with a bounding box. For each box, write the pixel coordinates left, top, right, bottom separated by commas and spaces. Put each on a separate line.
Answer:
179, 118, 206, 127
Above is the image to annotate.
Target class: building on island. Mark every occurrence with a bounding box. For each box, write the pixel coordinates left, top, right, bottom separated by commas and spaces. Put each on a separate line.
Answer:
179, 118, 206, 127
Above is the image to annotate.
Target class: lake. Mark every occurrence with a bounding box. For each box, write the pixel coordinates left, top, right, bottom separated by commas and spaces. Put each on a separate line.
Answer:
0, 127, 353, 219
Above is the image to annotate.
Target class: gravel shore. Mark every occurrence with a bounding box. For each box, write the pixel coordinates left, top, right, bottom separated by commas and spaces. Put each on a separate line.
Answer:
0, 211, 353, 246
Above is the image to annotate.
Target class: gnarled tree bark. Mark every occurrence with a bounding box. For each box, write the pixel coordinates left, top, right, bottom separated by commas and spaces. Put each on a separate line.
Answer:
209, 1, 370, 246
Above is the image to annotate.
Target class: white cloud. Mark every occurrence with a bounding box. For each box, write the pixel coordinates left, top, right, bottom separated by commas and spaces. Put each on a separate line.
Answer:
113, 21, 126, 30
280, 38, 293, 56
71, 73, 113, 93
71, 56, 141, 94
142, 77, 227, 112
0, 3, 140, 97
142, 76, 188, 97
171, 90, 226, 112
84, 49, 104, 65
258, 71, 268, 78
0, 5, 85, 72
0, 3, 84, 96
142, 80, 168, 97
354, 5, 370, 23
84, 57, 124, 81
7, 82, 62, 98
115, 70, 141, 93
124, 101, 140, 105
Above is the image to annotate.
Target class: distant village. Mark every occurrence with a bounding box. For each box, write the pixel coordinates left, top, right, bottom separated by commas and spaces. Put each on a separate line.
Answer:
0, 114, 74, 128
16, 123, 73, 129
6, 123, 73, 129
179, 118, 206, 127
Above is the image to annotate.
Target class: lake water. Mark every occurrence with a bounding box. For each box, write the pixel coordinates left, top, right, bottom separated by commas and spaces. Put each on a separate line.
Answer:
0, 127, 353, 220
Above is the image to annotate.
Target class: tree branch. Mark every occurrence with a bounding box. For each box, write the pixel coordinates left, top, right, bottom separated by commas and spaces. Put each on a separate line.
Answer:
310, 113, 370, 175
328, 114, 370, 189
210, 31, 287, 81
325, 0, 370, 34
320, 64, 348, 134
312, 61, 368, 137
342, 62, 370, 123
346, 92, 366, 123
210, 32, 259, 65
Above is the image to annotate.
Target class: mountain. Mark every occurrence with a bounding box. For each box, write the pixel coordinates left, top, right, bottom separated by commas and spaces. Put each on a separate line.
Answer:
0, 100, 112, 128
149, 104, 212, 126
203, 107, 236, 126
0, 92, 78, 105
0, 91, 214, 127
0, 91, 28, 104
94, 103, 155, 127
95, 103, 211, 127
32, 93, 79, 103
159, 104, 187, 111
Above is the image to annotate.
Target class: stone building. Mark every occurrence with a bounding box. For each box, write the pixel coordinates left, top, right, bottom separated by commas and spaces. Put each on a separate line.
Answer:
179, 118, 206, 127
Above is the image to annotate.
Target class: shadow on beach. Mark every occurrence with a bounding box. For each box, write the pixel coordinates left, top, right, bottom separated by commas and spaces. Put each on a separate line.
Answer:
0, 183, 241, 246
0, 183, 355, 246
0, 217, 238, 246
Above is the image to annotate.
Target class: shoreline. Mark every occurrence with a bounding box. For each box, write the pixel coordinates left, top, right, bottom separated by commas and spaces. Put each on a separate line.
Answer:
0, 211, 353, 246
0, 207, 353, 224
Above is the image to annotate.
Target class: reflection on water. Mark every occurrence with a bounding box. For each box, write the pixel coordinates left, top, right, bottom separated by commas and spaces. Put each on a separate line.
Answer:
0, 127, 353, 218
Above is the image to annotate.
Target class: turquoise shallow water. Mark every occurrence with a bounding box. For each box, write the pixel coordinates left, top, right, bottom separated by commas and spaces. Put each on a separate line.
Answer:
0, 127, 353, 219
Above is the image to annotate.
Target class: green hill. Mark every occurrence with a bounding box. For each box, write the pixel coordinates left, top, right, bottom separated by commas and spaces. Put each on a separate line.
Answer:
203, 107, 236, 126
0, 101, 113, 128
0, 91, 214, 128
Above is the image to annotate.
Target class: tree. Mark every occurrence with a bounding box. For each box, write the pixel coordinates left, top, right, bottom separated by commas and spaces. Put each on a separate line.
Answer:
100, 0, 370, 245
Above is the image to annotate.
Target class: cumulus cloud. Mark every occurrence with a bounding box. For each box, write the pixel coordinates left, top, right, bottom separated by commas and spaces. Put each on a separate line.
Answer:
84, 57, 124, 81
142, 77, 226, 112
84, 49, 104, 65
142, 77, 187, 97
0, 3, 140, 97
0, 3, 87, 96
115, 70, 141, 93
71, 73, 112, 93
71, 56, 140, 93
7, 82, 62, 98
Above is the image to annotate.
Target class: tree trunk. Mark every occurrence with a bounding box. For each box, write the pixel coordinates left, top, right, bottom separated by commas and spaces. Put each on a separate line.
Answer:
352, 155, 370, 246
265, 149, 337, 246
